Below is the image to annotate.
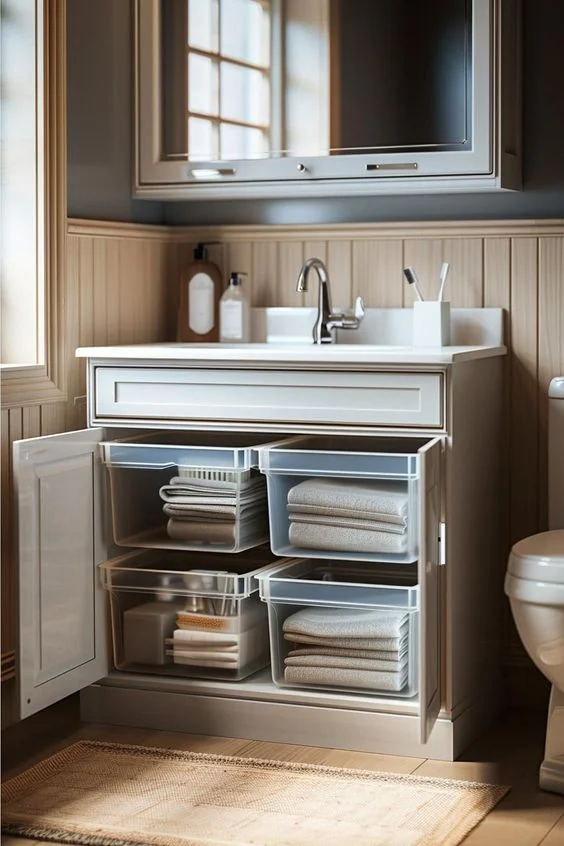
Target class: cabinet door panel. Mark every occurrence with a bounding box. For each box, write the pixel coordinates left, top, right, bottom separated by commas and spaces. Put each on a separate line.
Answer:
418, 437, 442, 743
14, 428, 110, 718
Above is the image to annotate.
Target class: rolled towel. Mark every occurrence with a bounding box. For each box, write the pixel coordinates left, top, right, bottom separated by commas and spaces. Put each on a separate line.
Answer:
283, 607, 409, 639
289, 521, 408, 554
285, 654, 406, 672
283, 633, 407, 652
284, 664, 408, 692
288, 512, 407, 534
287, 478, 408, 520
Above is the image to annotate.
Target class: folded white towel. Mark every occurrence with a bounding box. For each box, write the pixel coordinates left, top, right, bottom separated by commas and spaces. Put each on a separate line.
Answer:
285, 654, 406, 672
287, 478, 408, 519
174, 649, 239, 663
173, 630, 240, 646
283, 633, 407, 652
172, 625, 265, 669
283, 607, 409, 639
284, 665, 408, 692
173, 656, 241, 669
288, 512, 407, 534
289, 521, 408, 554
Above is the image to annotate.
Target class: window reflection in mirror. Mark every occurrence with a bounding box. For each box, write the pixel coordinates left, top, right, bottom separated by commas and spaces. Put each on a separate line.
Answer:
160, 0, 473, 164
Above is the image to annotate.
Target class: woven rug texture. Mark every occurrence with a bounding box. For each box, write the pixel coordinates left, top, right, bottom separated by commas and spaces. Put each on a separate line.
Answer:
1, 740, 509, 846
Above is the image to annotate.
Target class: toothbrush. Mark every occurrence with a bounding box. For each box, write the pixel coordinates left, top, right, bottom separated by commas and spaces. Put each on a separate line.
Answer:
402, 266, 425, 302
437, 262, 450, 302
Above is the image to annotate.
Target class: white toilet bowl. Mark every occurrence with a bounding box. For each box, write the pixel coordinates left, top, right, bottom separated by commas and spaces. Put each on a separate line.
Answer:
505, 529, 564, 795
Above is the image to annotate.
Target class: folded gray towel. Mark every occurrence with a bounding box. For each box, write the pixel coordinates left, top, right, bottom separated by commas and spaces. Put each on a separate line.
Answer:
282, 607, 409, 639
287, 478, 408, 519
289, 521, 408, 553
284, 634, 407, 653
288, 512, 407, 534
159, 476, 265, 506
163, 502, 266, 520
285, 654, 406, 672
287, 644, 408, 661
289, 502, 407, 527
284, 664, 408, 692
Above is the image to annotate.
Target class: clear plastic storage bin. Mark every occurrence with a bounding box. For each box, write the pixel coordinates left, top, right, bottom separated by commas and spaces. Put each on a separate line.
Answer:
259, 435, 433, 564
100, 546, 280, 680
258, 558, 419, 697
101, 431, 288, 553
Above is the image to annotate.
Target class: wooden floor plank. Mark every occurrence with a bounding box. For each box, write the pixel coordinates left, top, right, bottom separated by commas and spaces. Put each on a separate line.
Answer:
3, 708, 564, 846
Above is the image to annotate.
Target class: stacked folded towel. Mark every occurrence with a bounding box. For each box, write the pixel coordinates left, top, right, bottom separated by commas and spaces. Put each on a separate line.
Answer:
287, 478, 409, 554
171, 610, 266, 670
282, 607, 409, 692
159, 470, 267, 545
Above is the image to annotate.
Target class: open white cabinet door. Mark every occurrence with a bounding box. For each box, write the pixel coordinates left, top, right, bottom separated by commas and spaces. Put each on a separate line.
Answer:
14, 428, 113, 718
418, 437, 442, 744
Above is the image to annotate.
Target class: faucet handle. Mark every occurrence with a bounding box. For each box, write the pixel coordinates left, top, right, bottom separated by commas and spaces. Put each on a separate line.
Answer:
353, 296, 365, 321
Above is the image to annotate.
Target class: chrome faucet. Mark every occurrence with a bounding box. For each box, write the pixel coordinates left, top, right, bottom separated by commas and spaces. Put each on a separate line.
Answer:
295, 257, 365, 344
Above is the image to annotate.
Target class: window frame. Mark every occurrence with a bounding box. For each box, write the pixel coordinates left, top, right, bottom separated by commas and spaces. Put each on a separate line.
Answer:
1, 0, 68, 408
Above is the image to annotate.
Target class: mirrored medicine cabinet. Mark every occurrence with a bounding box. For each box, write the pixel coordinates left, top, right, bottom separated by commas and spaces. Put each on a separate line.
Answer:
134, 0, 522, 200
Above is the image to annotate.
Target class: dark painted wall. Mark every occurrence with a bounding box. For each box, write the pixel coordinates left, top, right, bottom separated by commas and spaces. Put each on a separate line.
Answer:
67, 0, 164, 223
67, 0, 564, 225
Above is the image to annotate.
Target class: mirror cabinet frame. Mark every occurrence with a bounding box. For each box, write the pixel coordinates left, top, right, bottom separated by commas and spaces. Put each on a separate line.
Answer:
133, 0, 521, 200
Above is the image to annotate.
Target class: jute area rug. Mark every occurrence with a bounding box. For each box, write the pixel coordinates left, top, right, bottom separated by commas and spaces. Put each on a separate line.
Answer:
1, 740, 509, 846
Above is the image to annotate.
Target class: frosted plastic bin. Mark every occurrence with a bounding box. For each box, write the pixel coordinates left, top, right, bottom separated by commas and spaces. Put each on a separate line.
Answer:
101, 431, 289, 553
258, 435, 434, 564
100, 546, 280, 680
258, 558, 419, 697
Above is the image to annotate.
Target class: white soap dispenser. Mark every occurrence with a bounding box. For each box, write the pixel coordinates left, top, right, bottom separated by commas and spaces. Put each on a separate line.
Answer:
219, 272, 250, 343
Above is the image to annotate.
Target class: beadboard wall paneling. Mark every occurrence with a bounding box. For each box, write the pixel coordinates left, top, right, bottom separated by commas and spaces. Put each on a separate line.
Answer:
2, 218, 563, 728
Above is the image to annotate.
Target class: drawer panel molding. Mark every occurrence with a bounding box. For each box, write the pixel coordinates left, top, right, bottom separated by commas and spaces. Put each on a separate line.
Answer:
93, 367, 444, 429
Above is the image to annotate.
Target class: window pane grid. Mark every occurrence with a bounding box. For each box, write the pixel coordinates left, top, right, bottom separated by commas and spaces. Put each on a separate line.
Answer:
186, 0, 271, 161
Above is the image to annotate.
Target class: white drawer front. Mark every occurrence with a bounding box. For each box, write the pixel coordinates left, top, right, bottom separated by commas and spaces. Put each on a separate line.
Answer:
93, 367, 443, 428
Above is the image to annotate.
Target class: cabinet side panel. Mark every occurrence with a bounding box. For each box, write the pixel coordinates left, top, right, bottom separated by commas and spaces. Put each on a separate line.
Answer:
446, 357, 505, 713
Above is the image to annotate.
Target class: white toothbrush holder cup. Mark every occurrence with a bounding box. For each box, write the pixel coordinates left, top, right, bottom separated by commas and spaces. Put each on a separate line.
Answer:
413, 301, 451, 347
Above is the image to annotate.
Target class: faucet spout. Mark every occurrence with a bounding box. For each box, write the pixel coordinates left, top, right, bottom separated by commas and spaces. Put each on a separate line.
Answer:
295, 257, 335, 344
296, 257, 365, 344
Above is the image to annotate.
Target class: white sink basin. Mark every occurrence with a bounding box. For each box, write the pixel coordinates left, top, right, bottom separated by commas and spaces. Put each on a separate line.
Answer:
251, 306, 410, 346
212, 343, 415, 353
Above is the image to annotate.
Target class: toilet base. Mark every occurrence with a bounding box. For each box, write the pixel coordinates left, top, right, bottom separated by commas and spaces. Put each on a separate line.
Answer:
539, 757, 564, 796
540, 685, 564, 795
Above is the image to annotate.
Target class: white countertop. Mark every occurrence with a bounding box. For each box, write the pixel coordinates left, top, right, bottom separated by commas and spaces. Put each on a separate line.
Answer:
76, 342, 506, 366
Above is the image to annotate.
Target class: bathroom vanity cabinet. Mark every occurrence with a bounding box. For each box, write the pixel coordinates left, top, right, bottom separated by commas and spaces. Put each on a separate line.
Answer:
14, 332, 506, 760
